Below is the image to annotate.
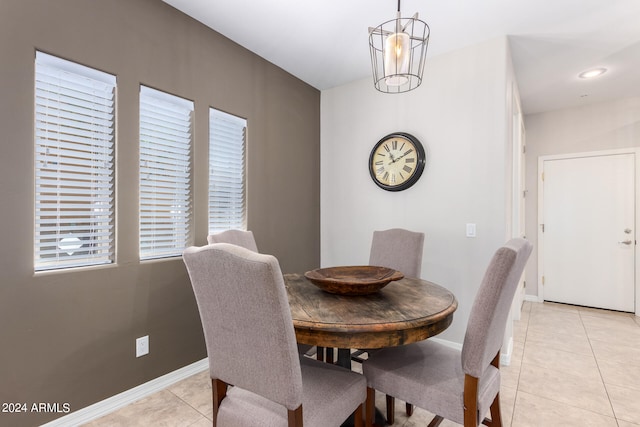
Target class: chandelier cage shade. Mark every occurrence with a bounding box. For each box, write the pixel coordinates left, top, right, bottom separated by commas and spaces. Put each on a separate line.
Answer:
369, 5, 430, 93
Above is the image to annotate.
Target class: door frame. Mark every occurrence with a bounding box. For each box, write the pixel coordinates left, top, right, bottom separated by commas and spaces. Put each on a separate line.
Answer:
510, 95, 526, 320
537, 148, 640, 315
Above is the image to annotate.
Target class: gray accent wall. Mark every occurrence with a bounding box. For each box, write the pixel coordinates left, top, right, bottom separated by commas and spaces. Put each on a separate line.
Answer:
0, 0, 320, 425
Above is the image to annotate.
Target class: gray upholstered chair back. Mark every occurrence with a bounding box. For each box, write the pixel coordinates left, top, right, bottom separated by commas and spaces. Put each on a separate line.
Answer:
461, 238, 533, 378
207, 229, 258, 252
369, 228, 425, 278
182, 243, 303, 410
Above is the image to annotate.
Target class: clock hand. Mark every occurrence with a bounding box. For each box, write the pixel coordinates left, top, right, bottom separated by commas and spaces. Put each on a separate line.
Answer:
390, 153, 406, 164
393, 149, 414, 164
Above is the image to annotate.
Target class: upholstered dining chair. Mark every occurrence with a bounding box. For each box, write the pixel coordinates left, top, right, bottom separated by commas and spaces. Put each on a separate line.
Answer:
183, 243, 366, 427
207, 229, 258, 252
362, 237, 532, 427
206, 229, 314, 357
369, 228, 425, 278
349, 228, 425, 418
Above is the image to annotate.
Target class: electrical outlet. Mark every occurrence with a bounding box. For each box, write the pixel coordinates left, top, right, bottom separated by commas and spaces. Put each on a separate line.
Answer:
136, 335, 149, 357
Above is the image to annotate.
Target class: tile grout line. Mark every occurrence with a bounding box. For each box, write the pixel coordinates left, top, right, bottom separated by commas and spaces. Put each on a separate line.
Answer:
509, 302, 531, 427
166, 387, 213, 421
578, 308, 621, 426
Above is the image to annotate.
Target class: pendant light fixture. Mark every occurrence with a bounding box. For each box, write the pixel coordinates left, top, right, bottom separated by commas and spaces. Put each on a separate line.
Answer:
369, 0, 430, 93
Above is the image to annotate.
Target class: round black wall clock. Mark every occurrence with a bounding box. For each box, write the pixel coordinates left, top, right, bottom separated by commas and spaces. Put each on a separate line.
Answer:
369, 132, 426, 191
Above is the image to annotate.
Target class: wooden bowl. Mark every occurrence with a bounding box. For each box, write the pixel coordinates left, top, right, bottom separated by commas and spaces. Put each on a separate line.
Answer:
304, 266, 404, 296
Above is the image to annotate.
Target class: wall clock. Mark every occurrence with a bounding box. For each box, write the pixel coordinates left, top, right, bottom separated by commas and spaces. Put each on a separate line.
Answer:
369, 132, 426, 191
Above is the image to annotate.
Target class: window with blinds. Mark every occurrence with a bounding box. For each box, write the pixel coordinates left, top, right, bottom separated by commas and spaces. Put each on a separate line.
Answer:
139, 86, 193, 260
209, 109, 247, 233
34, 52, 116, 271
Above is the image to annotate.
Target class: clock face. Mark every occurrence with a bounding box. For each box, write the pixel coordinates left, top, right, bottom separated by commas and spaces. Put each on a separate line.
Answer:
369, 133, 426, 191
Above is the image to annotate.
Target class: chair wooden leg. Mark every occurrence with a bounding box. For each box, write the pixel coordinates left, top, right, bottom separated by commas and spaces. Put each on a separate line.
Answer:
353, 403, 364, 427
406, 402, 413, 416
483, 393, 502, 427
212, 378, 228, 427
366, 388, 376, 427
463, 374, 479, 427
427, 415, 445, 427
385, 394, 395, 425
482, 351, 502, 427
288, 405, 303, 426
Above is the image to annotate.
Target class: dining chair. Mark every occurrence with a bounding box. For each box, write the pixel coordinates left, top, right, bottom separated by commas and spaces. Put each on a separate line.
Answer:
183, 243, 366, 426
368, 228, 425, 278
363, 237, 532, 427
350, 228, 425, 418
207, 229, 314, 356
207, 229, 259, 252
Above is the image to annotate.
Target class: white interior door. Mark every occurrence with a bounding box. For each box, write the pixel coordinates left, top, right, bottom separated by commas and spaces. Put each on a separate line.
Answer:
541, 153, 635, 312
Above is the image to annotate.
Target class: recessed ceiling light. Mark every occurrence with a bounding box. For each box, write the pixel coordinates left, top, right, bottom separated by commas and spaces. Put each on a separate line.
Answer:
578, 68, 607, 79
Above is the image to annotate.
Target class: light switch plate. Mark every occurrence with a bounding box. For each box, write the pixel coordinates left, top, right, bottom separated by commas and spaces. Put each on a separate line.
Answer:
466, 223, 477, 238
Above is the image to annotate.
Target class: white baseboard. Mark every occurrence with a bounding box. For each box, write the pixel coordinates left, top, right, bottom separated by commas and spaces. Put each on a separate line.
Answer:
524, 294, 542, 303
41, 358, 208, 427
429, 336, 462, 351
500, 337, 513, 366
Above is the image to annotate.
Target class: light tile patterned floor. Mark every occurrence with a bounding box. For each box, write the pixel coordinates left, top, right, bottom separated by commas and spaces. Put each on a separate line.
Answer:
84, 301, 640, 426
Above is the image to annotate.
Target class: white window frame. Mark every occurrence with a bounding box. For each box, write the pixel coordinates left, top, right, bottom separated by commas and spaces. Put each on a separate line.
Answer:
208, 109, 247, 233
34, 51, 116, 271
139, 86, 193, 260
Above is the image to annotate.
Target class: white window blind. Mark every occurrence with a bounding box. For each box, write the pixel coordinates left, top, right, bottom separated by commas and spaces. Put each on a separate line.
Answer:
209, 109, 247, 233
139, 86, 193, 260
34, 52, 116, 271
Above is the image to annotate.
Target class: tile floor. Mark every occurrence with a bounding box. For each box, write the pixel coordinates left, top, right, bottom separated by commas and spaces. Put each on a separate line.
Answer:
84, 301, 640, 426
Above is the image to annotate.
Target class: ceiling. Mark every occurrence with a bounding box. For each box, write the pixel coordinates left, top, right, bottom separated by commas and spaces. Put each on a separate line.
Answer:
161, 0, 640, 115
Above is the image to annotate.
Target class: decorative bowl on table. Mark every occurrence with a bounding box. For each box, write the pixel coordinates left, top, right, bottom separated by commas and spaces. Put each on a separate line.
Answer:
304, 266, 404, 296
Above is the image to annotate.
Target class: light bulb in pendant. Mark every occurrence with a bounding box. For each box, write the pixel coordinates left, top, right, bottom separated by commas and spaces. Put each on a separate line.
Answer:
384, 31, 410, 86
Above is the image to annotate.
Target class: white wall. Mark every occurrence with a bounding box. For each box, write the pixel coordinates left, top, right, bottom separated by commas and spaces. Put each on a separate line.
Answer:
524, 97, 640, 298
320, 37, 517, 344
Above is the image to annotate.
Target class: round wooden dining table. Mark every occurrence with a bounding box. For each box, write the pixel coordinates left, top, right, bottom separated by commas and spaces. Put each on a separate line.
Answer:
284, 273, 458, 368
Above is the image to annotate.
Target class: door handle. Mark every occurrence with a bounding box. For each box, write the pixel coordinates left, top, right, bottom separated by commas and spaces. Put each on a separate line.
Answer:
618, 240, 633, 245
